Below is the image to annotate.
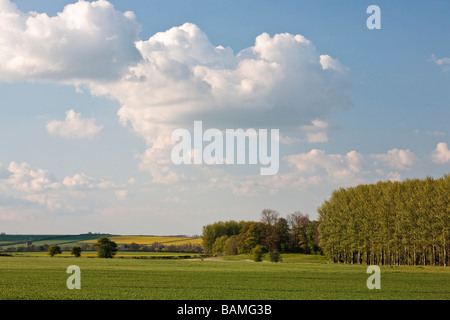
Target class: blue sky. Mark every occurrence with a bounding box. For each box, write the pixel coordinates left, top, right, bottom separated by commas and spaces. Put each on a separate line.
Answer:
0, 0, 449, 235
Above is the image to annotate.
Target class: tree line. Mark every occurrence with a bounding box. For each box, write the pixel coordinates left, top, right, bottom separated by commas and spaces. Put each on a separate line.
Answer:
201, 209, 321, 257
48, 237, 118, 258
318, 175, 449, 266
1, 241, 202, 254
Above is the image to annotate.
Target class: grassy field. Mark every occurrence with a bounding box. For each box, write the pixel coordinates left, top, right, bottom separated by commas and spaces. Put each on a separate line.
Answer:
0, 254, 448, 300
9, 251, 200, 258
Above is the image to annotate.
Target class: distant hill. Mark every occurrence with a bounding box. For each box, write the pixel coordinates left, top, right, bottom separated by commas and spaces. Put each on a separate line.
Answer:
0, 233, 112, 249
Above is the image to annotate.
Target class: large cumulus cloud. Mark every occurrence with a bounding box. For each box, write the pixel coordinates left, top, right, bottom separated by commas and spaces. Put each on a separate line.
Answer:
88, 23, 352, 181
91, 23, 352, 132
0, 0, 353, 183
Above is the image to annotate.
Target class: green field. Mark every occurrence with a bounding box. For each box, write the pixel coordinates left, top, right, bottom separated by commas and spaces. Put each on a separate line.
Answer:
9, 251, 200, 259
0, 254, 448, 300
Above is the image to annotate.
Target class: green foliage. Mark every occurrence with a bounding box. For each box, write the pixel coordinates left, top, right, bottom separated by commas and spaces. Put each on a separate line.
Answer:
252, 245, 265, 262
224, 235, 239, 255
48, 245, 62, 257
201, 220, 244, 256
269, 250, 282, 263
95, 237, 118, 259
71, 246, 82, 257
236, 222, 264, 253
318, 175, 450, 266
201, 209, 323, 257
212, 235, 228, 256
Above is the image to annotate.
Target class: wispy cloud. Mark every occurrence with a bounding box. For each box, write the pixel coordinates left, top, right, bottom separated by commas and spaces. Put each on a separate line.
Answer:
430, 54, 450, 72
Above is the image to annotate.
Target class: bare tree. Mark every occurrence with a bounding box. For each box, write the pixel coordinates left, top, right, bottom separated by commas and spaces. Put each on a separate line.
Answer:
260, 209, 280, 226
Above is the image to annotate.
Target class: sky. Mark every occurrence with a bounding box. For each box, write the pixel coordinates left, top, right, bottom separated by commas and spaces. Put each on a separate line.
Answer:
0, 0, 449, 235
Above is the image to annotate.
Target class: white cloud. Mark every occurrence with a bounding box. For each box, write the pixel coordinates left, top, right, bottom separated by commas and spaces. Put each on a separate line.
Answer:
63, 172, 116, 189
426, 131, 445, 137
0, 161, 62, 210
431, 142, 450, 164
0, 160, 122, 212
23, 193, 62, 211
46, 109, 103, 139
299, 119, 329, 143
98, 24, 351, 130
0, 161, 60, 193
0, 1, 352, 184
386, 171, 401, 182
63, 172, 96, 189
371, 148, 416, 169
279, 134, 302, 145
0, 0, 141, 82
89, 23, 351, 181
430, 54, 450, 72
284, 149, 364, 182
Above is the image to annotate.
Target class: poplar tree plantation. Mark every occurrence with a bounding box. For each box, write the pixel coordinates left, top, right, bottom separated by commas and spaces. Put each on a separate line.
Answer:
318, 175, 449, 266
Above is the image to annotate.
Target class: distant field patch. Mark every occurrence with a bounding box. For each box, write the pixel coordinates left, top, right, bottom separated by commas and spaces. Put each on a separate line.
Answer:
81, 235, 202, 246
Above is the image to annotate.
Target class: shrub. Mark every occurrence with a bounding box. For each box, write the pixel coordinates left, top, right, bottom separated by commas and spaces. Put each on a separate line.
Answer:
251, 245, 265, 262
269, 251, 282, 263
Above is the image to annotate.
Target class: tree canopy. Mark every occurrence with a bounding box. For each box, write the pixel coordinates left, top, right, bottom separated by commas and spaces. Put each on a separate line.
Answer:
318, 175, 449, 266
48, 245, 62, 257
95, 237, 118, 258
201, 210, 320, 257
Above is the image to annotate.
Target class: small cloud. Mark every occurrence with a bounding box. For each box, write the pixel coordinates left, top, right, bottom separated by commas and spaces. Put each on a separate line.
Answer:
2, 161, 60, 193
430, 54, 450, 72
371, 148, 416, 170
46, 109, 103, 139
387, 171, 401, 182
284, 149, 364, 182
431, 142, 450, 164
63, 172, 115, 189
299, 120, 329, 143
426, 130, 445, 137
279, 134, 302, 145
63, 173, 96, 189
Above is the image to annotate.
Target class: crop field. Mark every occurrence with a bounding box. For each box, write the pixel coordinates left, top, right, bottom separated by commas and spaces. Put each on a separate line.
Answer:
80, 235, 203, 246
0, 255, 448, 300
10, 251, 200, 259
0, 234, 112, 249
0, 234, 201, 250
